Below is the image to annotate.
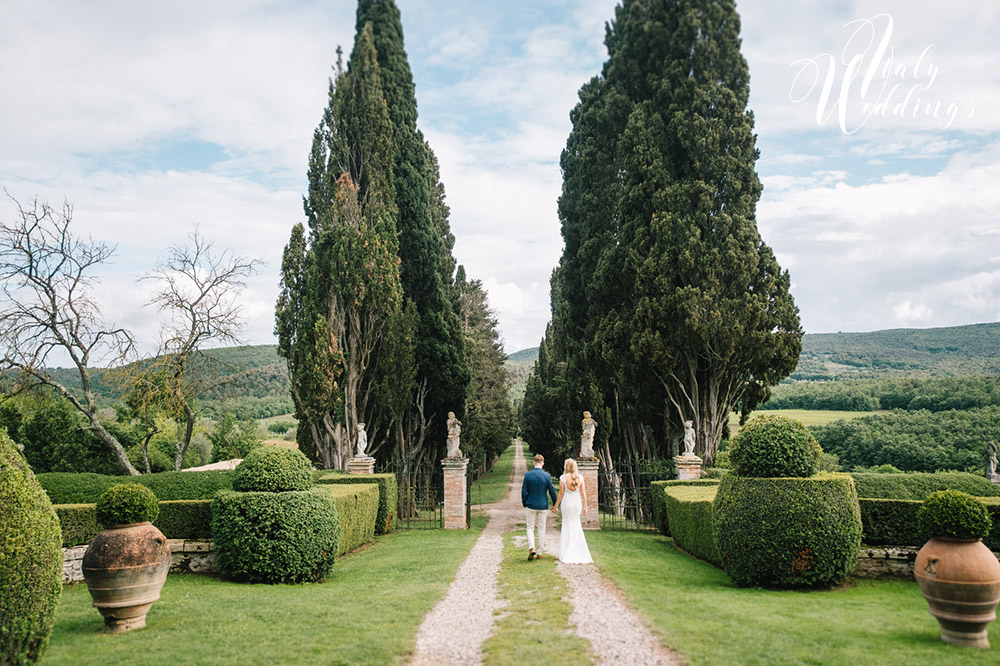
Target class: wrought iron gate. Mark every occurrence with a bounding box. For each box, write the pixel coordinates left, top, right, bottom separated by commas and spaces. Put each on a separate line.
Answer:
387, 459, 443, 529
597, 459, 670, 531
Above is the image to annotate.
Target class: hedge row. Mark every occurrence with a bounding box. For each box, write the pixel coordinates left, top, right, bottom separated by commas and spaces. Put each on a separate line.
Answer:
650, 479, 720, 536
663, 486, 721, 565
55, 500, 214, 547
323, 484, 379, 556
850, 471, 1000, 500
317, 472, 397, 535
859, 497, 1000, 551
38, 470, 235, 504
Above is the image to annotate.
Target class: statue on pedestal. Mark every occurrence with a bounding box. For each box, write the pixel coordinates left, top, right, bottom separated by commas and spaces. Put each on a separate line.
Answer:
355, 423, 368, 458
580, 411, 597, 458
683, 420, 696, 457
986, 441, 998, 479
446, 411, 462, 458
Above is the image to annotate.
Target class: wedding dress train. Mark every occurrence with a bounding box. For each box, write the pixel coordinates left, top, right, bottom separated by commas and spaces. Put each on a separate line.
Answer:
558, 475, 593, 564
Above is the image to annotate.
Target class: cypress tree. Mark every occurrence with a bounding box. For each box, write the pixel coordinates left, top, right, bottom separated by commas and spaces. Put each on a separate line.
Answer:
355, 0, 468, 459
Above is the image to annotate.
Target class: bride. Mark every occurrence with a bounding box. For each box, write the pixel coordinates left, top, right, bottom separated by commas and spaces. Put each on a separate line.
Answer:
552, 458, 593, 564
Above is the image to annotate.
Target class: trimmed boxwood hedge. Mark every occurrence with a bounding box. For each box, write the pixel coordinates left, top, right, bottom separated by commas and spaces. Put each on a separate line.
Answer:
96, 483, 159, 526
1, 429, 62, 665
212, 488, 339, 584
858, 496, 1000, 551
37, 470, 235, 504
317, 472, 397, 534
650, 479, 720, 536
233, 447, 314, 493
55, 500, 214, 547
322, 484, 379, 556
850, 471, 1000, 500
664, 486, 721, 565
713, 473, 862, 588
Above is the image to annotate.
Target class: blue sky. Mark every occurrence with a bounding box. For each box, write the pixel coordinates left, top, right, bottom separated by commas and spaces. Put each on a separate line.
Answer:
1, 0, 998, 356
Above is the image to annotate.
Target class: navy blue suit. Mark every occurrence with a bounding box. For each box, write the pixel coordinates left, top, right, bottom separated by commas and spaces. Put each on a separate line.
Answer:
522, 466, 558, 510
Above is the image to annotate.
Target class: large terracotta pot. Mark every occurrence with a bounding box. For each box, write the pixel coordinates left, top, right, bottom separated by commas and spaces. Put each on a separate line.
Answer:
82, 522, 171, 633
914, 537, 1000, 648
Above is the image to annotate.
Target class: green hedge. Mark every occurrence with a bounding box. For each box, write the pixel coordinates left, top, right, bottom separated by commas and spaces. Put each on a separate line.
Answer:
55, 500, 213, 547
212, 488, 339, 584
859, 497, 1000, 551
714, 474, 862, 588
850, 471, 1000, 500
323, 485, 379, 556
650, 479, 720, 536
664, 486, 721, 565
317, 472, 397, 535
37, 470, 235, 504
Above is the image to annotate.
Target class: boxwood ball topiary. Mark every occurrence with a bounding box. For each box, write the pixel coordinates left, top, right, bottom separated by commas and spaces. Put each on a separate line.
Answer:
713, 473, 862, 588
95, 483, 160, 527
730, 415, 821, 478
918, 489, 992, 541
0, 428, 63, 664
212, 488, 340, 584
233, 446, 314, 493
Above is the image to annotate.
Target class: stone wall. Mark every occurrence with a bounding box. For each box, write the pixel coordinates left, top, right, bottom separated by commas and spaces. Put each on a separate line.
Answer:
853, 545, 1000, 579
62, 539, 217, 584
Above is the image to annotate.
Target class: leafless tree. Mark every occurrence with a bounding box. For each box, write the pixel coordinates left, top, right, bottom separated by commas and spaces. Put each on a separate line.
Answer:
0, 194, 140, 474
141, 229, 262, 470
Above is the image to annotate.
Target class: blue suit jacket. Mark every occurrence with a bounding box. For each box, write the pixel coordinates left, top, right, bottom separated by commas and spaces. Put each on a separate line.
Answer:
522, 467, 558, 510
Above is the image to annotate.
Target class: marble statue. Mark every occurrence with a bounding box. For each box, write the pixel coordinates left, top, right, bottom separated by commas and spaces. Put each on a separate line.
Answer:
356, 423, 368, 458
446, 411, 462, 458
580, 411, 597, 458
683, 420, 696, 457
987, 441, 998, 479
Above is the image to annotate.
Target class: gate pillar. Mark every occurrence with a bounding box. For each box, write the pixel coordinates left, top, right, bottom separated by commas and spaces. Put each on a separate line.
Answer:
578, 458, 600, 530
441, 457, 469, 530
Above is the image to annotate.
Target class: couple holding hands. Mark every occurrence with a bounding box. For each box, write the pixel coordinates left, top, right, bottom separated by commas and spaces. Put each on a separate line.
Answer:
520, 454, 593, 564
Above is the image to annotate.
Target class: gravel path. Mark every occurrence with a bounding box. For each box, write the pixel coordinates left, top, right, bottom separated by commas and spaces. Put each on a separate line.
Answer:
557, 560, 684, 665
408, 441, 527, 665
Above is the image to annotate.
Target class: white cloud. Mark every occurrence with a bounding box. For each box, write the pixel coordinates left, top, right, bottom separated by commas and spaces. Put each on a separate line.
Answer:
892, 300, 933, 324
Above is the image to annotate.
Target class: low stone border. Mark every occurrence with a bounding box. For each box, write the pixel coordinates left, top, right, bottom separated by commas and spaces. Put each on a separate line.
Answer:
853, 545, 1000, 579
62, 539, 217, 584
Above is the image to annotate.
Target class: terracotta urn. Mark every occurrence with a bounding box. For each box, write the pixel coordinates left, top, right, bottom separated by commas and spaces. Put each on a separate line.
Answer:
914, 537, 1000, 648
82, 522, 171, 633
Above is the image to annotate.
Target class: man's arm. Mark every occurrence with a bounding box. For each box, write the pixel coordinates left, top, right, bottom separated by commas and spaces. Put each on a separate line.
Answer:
547, 475, 558, 504
521, 473, 529, 507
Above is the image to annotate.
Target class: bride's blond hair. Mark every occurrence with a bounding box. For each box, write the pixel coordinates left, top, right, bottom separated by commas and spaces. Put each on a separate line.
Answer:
564, 458, 582, 491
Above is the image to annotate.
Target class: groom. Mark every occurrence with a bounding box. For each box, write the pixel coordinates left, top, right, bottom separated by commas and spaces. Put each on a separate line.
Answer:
521, 453, 558, 561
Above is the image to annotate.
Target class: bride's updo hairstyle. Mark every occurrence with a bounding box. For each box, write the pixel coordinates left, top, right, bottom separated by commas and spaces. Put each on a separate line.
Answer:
563, 458, 582, 490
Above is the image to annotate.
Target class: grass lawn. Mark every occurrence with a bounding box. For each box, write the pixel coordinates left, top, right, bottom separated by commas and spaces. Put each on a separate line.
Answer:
728, 409, 888, 435
45, 518, 485, 666
472, 441, 517, 505
482, 529, 594, 665
588, 530, 1000, 665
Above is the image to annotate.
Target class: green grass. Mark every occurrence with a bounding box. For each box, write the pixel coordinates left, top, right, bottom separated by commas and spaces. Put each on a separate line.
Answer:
472, 442, 517, 505
729, 409, 887, 435
482, 529, 594, 665
588, 531, 1000, 665
45, 518, 485, 666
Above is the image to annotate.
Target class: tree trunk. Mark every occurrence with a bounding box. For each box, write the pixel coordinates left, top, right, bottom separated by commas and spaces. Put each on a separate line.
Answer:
174, 404, 196, 471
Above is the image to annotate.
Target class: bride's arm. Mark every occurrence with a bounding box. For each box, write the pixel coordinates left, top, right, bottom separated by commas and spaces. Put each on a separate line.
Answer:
552, 477, 565, 512
580, 476, 589, 515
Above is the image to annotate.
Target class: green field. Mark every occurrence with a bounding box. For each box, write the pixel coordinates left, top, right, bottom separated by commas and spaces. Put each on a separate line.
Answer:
729, 409, 885, 435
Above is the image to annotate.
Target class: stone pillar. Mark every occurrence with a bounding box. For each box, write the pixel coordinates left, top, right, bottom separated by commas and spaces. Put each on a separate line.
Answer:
441, 457, 469, 530
674, 454, 704, 480
347, 456, 376, 475
577, 458, 600, 530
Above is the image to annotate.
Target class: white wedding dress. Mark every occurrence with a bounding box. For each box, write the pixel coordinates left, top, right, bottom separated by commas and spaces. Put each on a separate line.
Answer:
558, 474, 593, 564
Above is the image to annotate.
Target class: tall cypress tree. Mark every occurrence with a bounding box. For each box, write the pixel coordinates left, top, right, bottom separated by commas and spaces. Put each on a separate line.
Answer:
277, 23, 411, 469
527, 0, 801, 466
355, 0, 468, 461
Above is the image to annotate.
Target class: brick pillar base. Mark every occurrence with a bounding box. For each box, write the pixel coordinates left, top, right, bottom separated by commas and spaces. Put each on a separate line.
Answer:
441, 457, 469, 530
577, 458, 600, 530
347, 456, 376, 475
674, 454, 704, 480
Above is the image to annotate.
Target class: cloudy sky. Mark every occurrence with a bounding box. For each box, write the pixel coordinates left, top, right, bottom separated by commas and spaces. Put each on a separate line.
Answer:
1, 0, 997, 357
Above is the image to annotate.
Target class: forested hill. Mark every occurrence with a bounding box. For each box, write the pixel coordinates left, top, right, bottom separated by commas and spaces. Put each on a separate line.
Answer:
793, 322, 1000, 379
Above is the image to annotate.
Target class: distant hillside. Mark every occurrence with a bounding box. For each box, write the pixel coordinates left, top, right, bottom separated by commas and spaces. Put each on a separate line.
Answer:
506, 347, 539, 363
793, 322, 1000, 380
504, 347, 538, 408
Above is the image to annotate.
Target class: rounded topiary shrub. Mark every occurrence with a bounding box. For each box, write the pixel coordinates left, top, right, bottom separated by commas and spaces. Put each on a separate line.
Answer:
233, 446, 314, 493
212, 488, 339, 584
95, 483, 160, 527
713, 473, 862, 588
918, 490, 992, 541
0, 428, 63, 664
730, 415, 820, 478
